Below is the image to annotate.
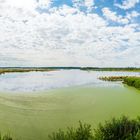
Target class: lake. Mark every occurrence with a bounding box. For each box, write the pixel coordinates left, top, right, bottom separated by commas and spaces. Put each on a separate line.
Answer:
0, 70, 140, 140
0, 70, 139, 92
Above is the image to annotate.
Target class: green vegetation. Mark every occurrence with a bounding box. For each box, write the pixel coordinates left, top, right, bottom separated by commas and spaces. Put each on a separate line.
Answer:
99, 76, 140, 89
99, 76, 126, 81
0, 68, 53, 75
49, 116, 140, 140
2, 116, 140, 140
81, 67, 140, 72
49, 121, 93, 140
0, 134, 12, 140
0, 67, 140, 75
94, 116, 140, 140
124, 77, 140, 90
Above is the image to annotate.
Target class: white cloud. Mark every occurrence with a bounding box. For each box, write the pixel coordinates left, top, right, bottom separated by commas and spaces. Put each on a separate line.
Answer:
5, 0, 37, 10
0, 0, 140, 67
4, 0, 52, 10
102, 8, 129, 24
37, 0, 53, 9
115, 0, 140, 10
127, 11, 140, 19
85, 0, 94, 10
72, 0, 84, 8
72, 0, 94, 11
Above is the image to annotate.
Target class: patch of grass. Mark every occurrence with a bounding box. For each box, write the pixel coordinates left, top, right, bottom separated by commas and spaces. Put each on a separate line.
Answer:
49, 121, 93, 140
0, 68, 54, 75
99, 76, 127, 81
124, 77, 140, 90
93, 116, 140, 140
81, 67, 140, 72
49, 116, 140, 140
0, 134, 12, 140
99, 76, 140, 90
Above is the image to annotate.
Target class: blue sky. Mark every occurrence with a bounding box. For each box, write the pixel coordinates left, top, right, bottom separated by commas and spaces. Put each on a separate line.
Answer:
0, 0, 140, 67
38, 0, 140, 15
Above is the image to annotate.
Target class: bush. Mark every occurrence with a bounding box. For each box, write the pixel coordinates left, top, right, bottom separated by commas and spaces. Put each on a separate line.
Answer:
93, 116, 140, 140
48, 121, 93, 140
124, 77, 140, 89
0, 134, 12, 140
49, 116, 140, 140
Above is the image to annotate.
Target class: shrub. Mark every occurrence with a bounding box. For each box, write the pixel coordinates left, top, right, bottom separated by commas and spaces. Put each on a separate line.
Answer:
124, 77, 140, 89
0, 134, 12, 140
49, 116, 140, 140
48, 121, 93, 140
93, 116, 140, 140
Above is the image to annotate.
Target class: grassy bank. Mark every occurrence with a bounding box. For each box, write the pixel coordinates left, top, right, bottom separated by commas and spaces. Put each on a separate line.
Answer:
99, 76, 140, 90
99, 76, 126, 81
124, 77, 140, 90
81, 67, 140, 72
0, 134, 12, 140
0, 68, 54, 75
0, 67, 140, 75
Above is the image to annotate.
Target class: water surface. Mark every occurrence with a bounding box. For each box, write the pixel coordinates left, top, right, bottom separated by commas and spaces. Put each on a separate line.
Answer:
0, 70, 140, 140
0, 70, 139, 92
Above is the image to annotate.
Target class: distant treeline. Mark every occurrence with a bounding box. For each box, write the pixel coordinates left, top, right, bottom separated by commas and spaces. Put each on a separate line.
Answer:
81, 67, 140, 71
0, 67, 140, 70
0, 68, 53, 75
0, 67, 140, 75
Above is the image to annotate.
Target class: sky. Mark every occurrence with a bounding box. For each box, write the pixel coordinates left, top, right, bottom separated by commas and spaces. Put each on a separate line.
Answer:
0, 0, 140, 67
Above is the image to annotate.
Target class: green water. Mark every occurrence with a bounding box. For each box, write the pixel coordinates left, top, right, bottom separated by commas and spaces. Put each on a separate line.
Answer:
0, 86, 140, 140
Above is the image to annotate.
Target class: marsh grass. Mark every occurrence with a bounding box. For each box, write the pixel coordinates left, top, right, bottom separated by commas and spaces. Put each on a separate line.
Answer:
0, 68, 53, 75
124, 77, 140, 90
99, 76, 127, 81
49, 116, 140, 140
93, 116, 140, 140
49, 121, 93, 140
1, 116, 140, 140
0, 134, 12, 140
99, 76, 140, 90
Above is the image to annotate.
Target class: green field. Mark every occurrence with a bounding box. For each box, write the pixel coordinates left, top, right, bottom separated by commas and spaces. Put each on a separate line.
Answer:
0, 86, 140, 140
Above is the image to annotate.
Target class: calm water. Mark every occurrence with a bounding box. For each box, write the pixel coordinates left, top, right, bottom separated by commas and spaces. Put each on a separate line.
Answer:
0, 70, 140, 140
0, 70, 139, 92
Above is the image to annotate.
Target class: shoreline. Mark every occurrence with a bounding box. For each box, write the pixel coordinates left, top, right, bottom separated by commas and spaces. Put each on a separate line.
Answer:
0, 67, 140, 75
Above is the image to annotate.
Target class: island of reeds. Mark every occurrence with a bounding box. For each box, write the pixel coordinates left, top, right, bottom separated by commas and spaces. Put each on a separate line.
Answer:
99, 76, 140, 90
